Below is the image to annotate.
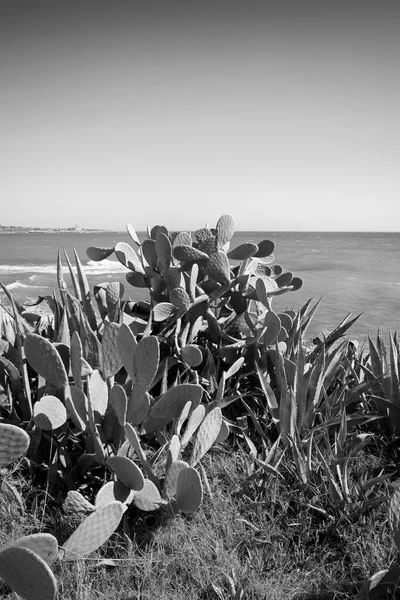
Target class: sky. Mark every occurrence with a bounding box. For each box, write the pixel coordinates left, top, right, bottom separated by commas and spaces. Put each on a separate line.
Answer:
1, 0, 399, 231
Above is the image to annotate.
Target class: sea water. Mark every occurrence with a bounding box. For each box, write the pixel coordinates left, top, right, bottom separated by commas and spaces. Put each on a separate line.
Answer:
0, 230, 399, 344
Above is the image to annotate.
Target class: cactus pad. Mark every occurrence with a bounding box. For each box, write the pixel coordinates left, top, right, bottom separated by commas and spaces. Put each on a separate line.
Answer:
101, 322, 123, 378
131, 480, 165, 511
206, 250, 231, 285
228, 242, 258, 261
190, 407, 222, 466
175, 466, 203, 514
24, 333, 69, 389
0, 423, 30, 467
106, 456, 145, 490
95, 481, 134, 508
153, 302, 176, 322
63, 490, 95, 514
110, 384, 128, 426
142, 384, 203, 433
115, 242, 144, 273
3, 533, 58, 567
164, 460, 190, 500
86, 246, 115, 261
61, 501, 125, 561
170, 287, 191, 310
254, 239, 275, 258
181, 344, 203, 367
173, 245, 209, 263
133, 335, 159, 392
180, 404, 206, 450
216, 214, 235, 247
117, 323, 137, 381
0, 545, 57, 600
33, 395, 68, 430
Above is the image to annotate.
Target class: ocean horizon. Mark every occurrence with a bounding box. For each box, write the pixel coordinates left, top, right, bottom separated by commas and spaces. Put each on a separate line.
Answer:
1, 230, 399, 344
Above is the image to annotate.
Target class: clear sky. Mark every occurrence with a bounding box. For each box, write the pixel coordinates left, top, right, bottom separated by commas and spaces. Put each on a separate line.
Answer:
1, 0, 399, 231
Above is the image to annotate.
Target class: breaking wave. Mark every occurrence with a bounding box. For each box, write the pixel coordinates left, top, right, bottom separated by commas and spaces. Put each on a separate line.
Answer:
0, 259, 126, 276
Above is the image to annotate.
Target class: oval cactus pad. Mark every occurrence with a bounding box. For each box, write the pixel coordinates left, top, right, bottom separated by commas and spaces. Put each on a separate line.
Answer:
0, 423, 30, 467
86, 246, 115, 262
164, 460, 190, 500
33, 395, 68, 430
61, 501, 125, 561
132, 335, 159, 392
106, 456, 144, 491
132, 480, 165, 511
63, 490, 96, 514
190, 407, 222, 466
216, 214, 235, 247
95, 481, 134, 508
24, 333, 69, 388
175, 467, 203, 514
3, 533, 58, 567
0, 545, 57, 600
115, 242, 144, 273
152, 383, 203, 419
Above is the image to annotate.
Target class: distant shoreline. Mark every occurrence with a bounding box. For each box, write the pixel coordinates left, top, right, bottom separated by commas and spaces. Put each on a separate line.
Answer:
0, 226, 121, 234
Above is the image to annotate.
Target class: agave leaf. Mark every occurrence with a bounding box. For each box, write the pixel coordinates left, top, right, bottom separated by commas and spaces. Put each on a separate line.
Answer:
73, 249, 97, 331
33, 395, 68, 430
189, 407, 222, 466
115, 242, 144, 274
0, 423, 30, 467
106, 456, 144, 491
86, 246, 115, 262
0, 545, 57, 600
355, 568, 400, 600
61, 501, 125, 561
25, 333, 69, 389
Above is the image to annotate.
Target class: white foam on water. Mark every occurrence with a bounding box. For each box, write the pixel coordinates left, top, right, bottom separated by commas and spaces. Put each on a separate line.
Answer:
5, 281, 44, 290
0, 259, 126, 276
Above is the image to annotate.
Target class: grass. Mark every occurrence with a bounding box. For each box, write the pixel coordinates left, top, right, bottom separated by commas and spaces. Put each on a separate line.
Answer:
1, 434, 398, 600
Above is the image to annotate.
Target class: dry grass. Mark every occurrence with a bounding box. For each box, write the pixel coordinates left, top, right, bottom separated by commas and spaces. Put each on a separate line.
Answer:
1, 437, 398, 600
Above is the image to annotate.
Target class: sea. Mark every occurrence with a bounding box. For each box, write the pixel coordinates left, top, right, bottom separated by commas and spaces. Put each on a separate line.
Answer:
0, 230, 399, 345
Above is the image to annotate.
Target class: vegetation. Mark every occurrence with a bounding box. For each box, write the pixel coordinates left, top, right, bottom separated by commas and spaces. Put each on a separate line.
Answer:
1, 214, 400, 599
